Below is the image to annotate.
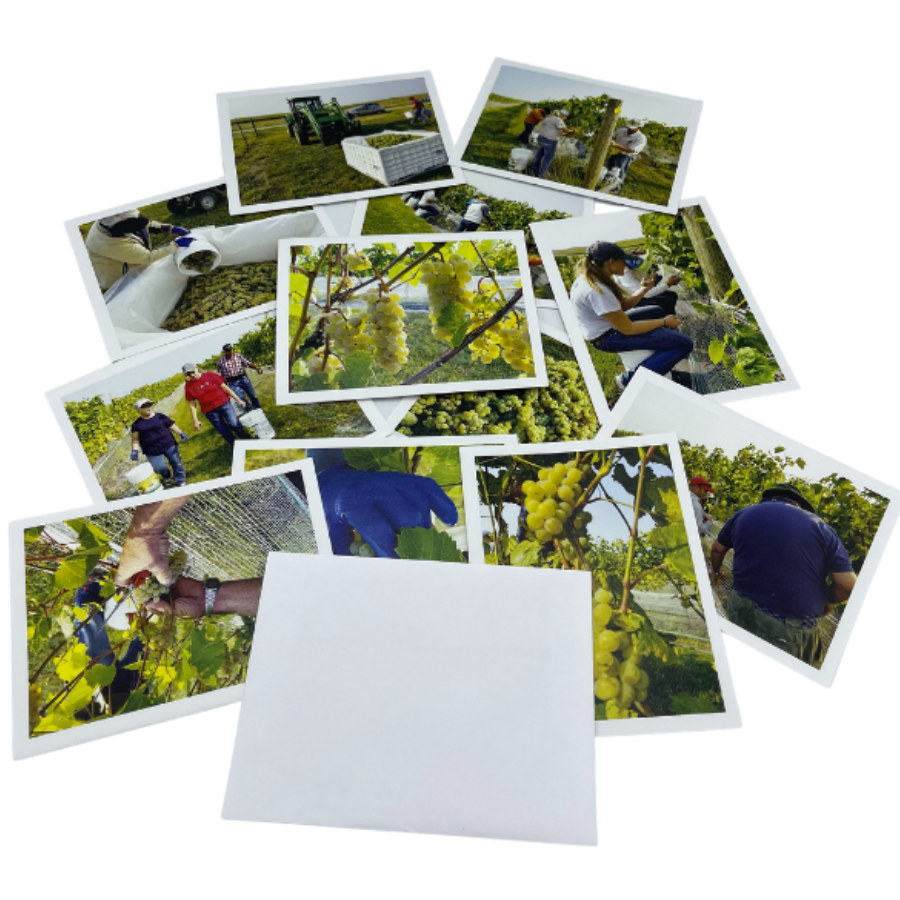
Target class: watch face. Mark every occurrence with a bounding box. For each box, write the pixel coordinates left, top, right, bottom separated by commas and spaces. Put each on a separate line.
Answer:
204, 578, 222, 590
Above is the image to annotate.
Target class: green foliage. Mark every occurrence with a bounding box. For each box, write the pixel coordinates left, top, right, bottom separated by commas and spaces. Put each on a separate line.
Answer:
679, 441, 890, 569
532, 94, 612, 131
639, 210, 708, 294
366, 134, 422, 149
396, 528, 465, 563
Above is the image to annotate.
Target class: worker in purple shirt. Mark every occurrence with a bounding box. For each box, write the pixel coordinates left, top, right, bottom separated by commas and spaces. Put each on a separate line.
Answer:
710, 483, 857, 667
216, 343, 263, 411
130, 398, 189, 487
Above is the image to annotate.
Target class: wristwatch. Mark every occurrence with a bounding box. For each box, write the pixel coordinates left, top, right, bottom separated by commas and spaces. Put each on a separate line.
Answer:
204, 577, 222, 616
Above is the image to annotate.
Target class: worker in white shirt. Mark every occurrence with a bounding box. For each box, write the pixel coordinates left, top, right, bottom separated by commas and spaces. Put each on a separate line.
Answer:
615, 252, 681, 318
606, 119, 648, 191
526, 110, 570, 179
414, 189, 441, 224
454, 196, 491, 233
688, 476, 715, 539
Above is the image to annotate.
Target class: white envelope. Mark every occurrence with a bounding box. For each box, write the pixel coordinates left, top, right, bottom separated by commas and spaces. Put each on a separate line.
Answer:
222, 554, 597, 845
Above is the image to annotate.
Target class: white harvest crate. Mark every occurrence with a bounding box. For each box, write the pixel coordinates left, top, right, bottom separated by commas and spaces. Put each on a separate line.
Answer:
341, 130, 448, 186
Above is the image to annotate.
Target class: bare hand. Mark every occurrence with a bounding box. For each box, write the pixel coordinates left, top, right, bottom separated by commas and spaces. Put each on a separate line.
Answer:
146, 576, 205, 618
193, 420, 202, 432
667, 274, 681, 286
116, 529, 175, 587
641, 275, 655, 287
665, 316, 683, 328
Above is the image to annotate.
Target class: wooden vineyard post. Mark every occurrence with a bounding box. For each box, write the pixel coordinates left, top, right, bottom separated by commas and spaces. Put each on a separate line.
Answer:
582, 98, 623, 190
681, 205, 743, 305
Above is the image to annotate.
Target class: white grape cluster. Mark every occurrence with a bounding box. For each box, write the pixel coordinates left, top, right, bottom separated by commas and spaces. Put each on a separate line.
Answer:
307, 349, 343, 375
335, 275, 355, 292
592, 589, 650, 719
468, 309, 502, 365
419, 254, 474, 341
349, 529, 374, 558
520, 461, 592, 544
325, 311, 372, 357
345, 253, 370, 272
364, 289, 408, 374
492, 323, 534, 376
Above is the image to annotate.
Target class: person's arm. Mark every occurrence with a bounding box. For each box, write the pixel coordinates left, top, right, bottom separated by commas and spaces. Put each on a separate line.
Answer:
830, 571, 857, 607
602, 309, 682, 335
131, 430, 141, 460
619, 282, 658, 310
189, 397, 203, 431
168, 423, 188, 440
116, 497, 191, 586
710, 540, 730, 584
97, 234, 177, 267
145, 576, 263, 618
241, 354, 263, 374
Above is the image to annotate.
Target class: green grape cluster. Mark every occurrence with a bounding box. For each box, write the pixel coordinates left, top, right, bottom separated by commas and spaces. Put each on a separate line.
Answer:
397, 359, 598, 442
492, 323, 534, 375
307, 349, 343, 375
348, 529, 374, 558
325, 311, 372, 357
419, 254, 474, 341
591, 589, 650, 718
365, 289, 408, 374
520, 461, 592, 544
345, 253, 370, 272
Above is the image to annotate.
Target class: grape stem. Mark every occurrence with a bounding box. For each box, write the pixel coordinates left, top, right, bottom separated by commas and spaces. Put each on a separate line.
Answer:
288, 247, 330, 369
401, 288, 524, 385
621, 446, 656, 615
478, 463, 503, 559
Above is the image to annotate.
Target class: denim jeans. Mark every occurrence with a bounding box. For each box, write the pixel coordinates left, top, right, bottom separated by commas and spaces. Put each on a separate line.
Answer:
227, 374, 261, 410
593, 306, 693, 384
528, 136, 558, 178
205, 402, 247, 445
454, 218, 480, 233
607, 152, 636, 183
411, 107, 432, 125
636, 288, 679, 318
518, 122, 536, 144
146, 443, 187, 485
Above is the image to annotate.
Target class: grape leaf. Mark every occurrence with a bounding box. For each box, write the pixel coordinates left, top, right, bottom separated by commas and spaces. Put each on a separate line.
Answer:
120, 689, 161, 714
645, 522, 695, 582
33, 712, 80, 733
437, 301, 468, 346
509, 540, 542, 567
24, 526, 44, 542
337, 351, 373, 390
344, 447, 406, 472
55, 679, 95, 717
55, 643, 91, 681
668, 693, 723, 715
85, 663, 117, 689
708, 339, 726, 365
54, 553, 102, 591
189, 629, 226, 681
395, 527, 464, 563
292, 372, 333, 393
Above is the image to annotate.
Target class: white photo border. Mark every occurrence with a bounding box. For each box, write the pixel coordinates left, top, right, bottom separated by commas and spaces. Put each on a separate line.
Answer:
598, 369, 900, 687
449, 58, 703, 215
217, 71, 464, 215
458, 434, 742, 736
10, 457, 329, 760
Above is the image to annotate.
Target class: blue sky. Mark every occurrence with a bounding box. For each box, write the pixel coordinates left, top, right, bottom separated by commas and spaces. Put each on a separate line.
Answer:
490, 65, 695, 128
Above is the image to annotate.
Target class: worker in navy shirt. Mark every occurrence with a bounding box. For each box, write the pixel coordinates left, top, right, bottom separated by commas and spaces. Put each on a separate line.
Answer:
130, 398, 189, 487
710, 483, 857, 667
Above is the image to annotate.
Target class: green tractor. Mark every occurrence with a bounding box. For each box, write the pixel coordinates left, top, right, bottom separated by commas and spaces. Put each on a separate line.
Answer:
286, 96, 362, 147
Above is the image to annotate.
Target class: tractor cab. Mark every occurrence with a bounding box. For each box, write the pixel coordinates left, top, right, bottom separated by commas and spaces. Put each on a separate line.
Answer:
286, 96, 361, 147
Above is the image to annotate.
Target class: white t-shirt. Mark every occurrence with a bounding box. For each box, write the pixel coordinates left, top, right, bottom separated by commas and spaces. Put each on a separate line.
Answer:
612, 127, 648, 156
418, 190, 439, 209
463, 200, 489, 224
691, 493, 713, 538
538, 116, 567, 142
615, 268, 667, 299
570, 274, 621, 341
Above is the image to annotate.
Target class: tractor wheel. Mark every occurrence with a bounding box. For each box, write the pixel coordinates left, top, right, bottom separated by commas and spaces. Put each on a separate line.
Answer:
167, 198, 189, 215
298, 128, 311, 146
193, 191, 218, 213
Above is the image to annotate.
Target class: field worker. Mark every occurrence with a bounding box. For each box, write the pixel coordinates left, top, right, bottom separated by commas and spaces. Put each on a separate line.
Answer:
570, 241, 693, 391
415, 189, 442, 224
688, 476, 715, 538
130, 399, 189, 487
616, 253, 681, 318
526, 110, 570, 179
710, 484, 857, 667
85, 210, 191, 292
517, 107, 547, 144
606, 119, 648, 191
216, 343, 263, 411
454, 196, 492, 233
409, 96, 433, 125
182, 363, 248, 447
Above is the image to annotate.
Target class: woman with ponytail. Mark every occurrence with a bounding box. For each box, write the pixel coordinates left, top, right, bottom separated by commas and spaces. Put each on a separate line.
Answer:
569, 241, 693, 390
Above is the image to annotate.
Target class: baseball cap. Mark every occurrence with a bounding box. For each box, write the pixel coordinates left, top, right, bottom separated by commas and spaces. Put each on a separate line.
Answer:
222, 343, 234, 351
133, 398, 154, 410
558, 109, 569, 117
182, 363, 199, 374
689, 476, 714, 493
587, 241, 626, 264
762, 483, 815, 514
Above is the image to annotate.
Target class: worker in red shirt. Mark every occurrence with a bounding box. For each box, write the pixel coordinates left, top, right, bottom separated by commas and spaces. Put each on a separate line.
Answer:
409, 96, 433, 126
182, 362, 248, 446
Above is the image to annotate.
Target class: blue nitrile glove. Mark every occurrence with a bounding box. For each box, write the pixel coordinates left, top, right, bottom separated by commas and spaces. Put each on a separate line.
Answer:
316, 463, 459, 559
72, 582, 113, 666
174, 236, 196, 248
130, 450, 139, 461
170, 226, 190, 236
179, 433, 189, 442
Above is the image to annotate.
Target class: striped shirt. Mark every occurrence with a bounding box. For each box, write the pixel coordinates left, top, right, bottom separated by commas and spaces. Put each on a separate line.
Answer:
216, 353, 255, 379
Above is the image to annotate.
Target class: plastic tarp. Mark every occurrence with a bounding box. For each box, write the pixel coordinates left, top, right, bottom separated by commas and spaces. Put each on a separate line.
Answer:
106, 211, 325, 347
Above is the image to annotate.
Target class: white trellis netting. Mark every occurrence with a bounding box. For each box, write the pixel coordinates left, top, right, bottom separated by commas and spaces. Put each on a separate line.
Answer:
87, 475, 317, 582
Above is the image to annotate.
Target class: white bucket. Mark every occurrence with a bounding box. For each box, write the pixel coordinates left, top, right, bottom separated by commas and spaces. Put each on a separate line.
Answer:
174, 235, 222, 276
239, 408, 276, 440
105, 593, 140, 631
508, 146, 534, 172
126, 462, 163, 494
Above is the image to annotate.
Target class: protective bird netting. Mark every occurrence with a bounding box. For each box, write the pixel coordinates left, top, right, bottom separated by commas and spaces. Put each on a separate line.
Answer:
63, 474, 317, 582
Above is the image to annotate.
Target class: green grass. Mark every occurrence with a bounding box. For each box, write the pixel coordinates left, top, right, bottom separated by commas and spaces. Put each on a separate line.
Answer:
232, 98, 452, 206
362, 195, 440, 234
586, 340, 624, 408
292, 312, 530, 393
243, 448, 305, 473
461, 102, 676, 206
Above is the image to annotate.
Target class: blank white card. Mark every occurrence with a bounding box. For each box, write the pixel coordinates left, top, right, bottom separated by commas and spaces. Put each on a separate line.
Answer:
222, 554, 597, 845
